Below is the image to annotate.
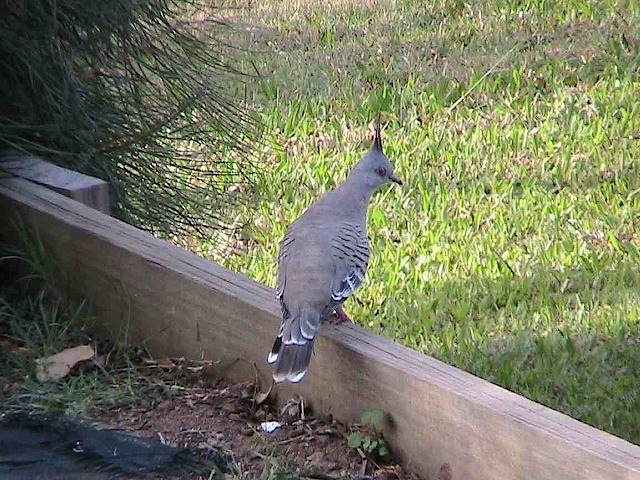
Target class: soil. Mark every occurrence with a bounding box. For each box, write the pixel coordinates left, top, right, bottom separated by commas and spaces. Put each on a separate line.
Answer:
92, 359, 422, 480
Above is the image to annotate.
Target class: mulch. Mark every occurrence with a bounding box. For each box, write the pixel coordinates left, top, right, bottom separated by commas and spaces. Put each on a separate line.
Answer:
93, 359, 422, 480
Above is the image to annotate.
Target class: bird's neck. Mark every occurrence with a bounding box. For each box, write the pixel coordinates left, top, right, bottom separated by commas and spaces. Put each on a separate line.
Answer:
339, 177, 375, 213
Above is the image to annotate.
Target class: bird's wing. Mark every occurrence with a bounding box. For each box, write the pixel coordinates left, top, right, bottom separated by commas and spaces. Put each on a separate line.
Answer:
330, 221, 369, 303
276, 228, 295, 318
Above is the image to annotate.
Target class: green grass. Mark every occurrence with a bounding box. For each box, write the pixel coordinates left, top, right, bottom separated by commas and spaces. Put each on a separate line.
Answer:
0, 285, 172, 419
0, 224, 158, 419
209, 0, 640, 444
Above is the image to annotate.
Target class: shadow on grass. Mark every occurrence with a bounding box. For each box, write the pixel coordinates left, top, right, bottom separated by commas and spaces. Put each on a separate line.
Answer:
370, 261, 640, 445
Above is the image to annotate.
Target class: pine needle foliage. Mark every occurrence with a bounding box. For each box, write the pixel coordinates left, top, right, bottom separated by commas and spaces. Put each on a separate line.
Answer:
0, 0, 262, 240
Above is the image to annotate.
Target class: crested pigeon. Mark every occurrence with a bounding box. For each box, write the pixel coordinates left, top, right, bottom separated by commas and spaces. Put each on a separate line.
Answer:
267, 126, 402, 383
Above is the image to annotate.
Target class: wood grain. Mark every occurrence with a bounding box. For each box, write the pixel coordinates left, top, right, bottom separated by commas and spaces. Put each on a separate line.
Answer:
1, 178, 639, 480
0, 154, 110, 214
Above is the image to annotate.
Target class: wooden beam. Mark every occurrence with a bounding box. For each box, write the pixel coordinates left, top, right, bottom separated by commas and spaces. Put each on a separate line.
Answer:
1, 178, 639, 480
0, 153, 110, 214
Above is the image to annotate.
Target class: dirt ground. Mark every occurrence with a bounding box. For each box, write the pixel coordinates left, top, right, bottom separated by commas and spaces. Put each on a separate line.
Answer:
93, 359, 422, 480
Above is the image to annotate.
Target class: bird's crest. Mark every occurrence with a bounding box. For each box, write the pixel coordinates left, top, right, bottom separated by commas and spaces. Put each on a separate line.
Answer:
372, 123, 383, 152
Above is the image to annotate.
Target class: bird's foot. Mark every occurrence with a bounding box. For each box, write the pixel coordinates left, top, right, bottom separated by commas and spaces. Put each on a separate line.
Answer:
330, 307, 354, 324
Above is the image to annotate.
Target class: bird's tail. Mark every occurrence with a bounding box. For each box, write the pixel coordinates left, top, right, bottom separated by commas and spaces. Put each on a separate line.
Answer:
267, 308, 321, 383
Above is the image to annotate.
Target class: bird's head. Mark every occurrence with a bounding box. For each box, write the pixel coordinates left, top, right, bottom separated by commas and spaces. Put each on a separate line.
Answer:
348, 125, 403, 191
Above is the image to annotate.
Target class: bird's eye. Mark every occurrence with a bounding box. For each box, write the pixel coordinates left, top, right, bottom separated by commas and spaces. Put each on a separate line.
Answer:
375, 166, 387, 177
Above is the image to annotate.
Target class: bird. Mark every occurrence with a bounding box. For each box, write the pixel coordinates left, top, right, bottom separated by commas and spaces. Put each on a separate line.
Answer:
267, 125, 403, 383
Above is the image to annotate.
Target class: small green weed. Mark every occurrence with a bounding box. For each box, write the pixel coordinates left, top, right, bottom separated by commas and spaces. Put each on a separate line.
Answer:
258, 458, 297, 480
347, 407, 390, 461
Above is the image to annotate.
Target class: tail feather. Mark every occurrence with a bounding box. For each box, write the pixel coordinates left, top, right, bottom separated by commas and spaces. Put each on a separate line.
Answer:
267, 308, 320, 383
272, 341, 315, 383
267, 335, 282, 364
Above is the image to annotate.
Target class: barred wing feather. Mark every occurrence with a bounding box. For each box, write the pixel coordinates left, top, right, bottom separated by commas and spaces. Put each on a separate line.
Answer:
330, 222, 369, 303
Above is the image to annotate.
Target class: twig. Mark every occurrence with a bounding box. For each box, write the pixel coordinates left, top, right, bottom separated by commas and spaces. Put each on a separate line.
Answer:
488, 245, 516, 277
446, 42, 521, 115
434, 42, 523, 153
277, 433, 313, 445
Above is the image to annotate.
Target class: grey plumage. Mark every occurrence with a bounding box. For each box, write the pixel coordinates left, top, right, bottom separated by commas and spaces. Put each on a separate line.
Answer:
268, 126, 402, 383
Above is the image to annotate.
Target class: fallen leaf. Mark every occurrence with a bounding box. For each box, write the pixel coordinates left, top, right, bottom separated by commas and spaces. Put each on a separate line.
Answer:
254, 381, 273, 406
36, 345, 95, 382
280, 395, 305, 420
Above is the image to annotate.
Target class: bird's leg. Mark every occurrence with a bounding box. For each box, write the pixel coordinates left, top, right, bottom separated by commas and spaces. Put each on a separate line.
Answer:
330, 305, 354, 324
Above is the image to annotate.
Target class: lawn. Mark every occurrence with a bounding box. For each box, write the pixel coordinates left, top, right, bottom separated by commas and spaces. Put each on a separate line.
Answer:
207, 0, 640, 444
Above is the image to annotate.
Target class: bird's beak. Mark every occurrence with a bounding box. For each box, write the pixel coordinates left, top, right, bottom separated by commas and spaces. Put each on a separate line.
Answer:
389, 174, 403, 186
